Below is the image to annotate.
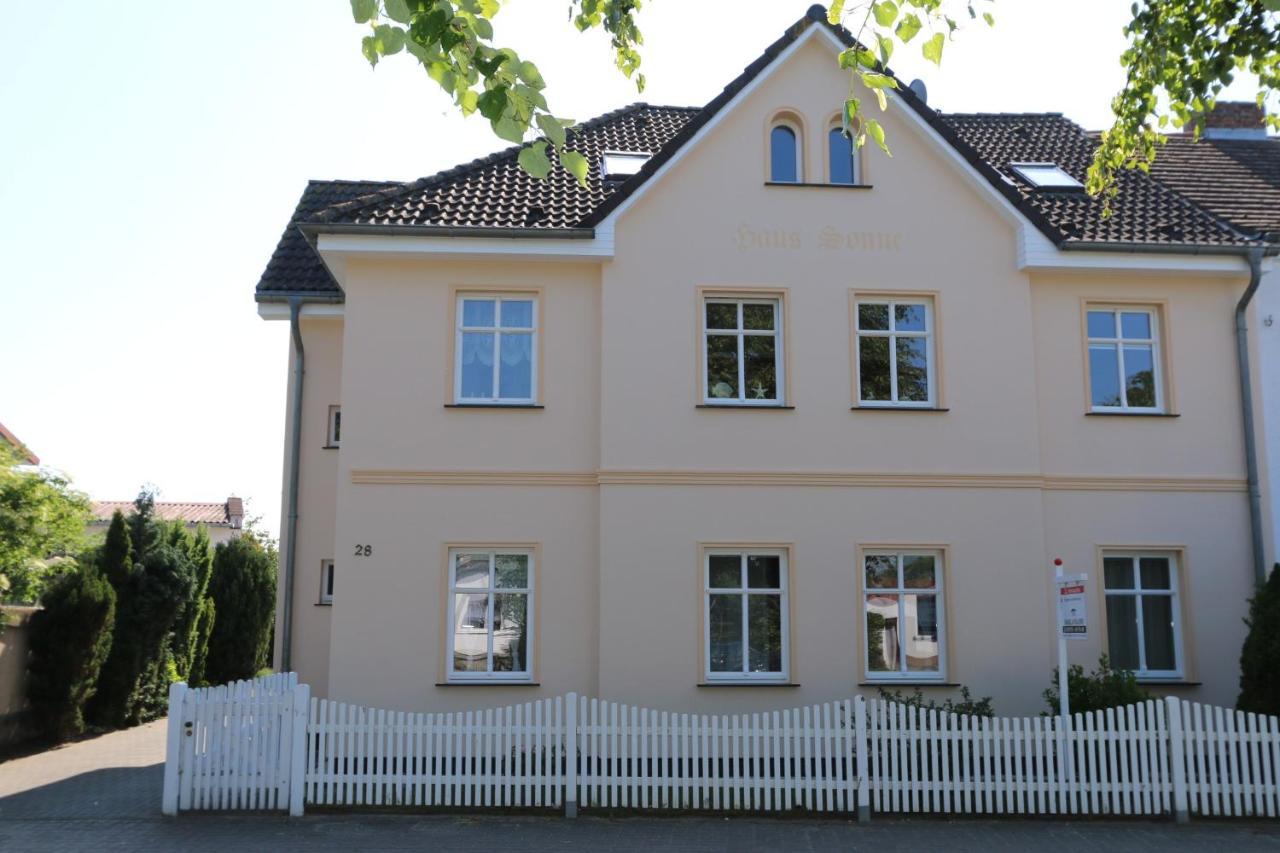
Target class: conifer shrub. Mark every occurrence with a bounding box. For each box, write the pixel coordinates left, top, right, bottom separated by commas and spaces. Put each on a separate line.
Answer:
1237, 565, 1280, 716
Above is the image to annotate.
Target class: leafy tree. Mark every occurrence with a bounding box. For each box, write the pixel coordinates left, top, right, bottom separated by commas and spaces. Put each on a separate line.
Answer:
26, 567, 116, 742
1089, 0, 1279, 205
1043, 655, 1153, 716
876, 684, 994, 717
0, 443, 91, 609
1237, 564, 1280, 715
204, 534, 277, 685
347, 0, 992, 178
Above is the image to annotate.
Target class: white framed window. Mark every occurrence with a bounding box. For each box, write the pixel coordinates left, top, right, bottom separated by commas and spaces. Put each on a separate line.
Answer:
1010, 162, 1083, 189
828, 125, 859, 185
705, 550, 789, 682
455, 295, 538, 404
769, 122, 801, 183
1103, 552, 1182, 678
862, 550, 946, 680
1086, 307, 1163, 412
855, 299, 935, 406
326, 405, 341, 447
319, 559, 334, 605
447, 549, 533, 681
703, 298, 784, 405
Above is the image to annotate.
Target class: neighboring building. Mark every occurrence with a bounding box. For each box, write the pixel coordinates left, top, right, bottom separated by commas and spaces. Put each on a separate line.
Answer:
256, 7, 1275, 713
88, 497, 245, 546
1143, 103, 1280, 572
0, 420, 38, 465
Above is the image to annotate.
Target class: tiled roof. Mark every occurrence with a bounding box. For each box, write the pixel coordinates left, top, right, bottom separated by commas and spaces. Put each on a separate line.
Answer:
255, 6, 1266, 300
257, 180, 399, 298
1144, 136, 1280, 242
0, 420, 37, 465
90, 500, 237, 527
313, 104, 701, 229
935, 113, 1256, 248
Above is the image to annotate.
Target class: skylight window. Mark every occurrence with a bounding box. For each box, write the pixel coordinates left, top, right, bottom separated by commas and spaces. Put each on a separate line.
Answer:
1010, 163, 1083, 189
601, 151, 650, 179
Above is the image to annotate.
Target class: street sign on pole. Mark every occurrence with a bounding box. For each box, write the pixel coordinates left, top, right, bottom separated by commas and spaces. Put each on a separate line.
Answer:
1056, 573, 1088, 640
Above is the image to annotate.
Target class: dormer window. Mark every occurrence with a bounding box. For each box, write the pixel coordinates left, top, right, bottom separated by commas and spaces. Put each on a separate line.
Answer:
769, 122, 802, 183
828, 125, 859, 185
601, 151, 650, 181
1009, 163, 1082, 190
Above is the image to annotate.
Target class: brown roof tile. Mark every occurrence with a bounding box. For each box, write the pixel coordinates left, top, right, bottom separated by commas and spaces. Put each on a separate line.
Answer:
90, 500, 236, 527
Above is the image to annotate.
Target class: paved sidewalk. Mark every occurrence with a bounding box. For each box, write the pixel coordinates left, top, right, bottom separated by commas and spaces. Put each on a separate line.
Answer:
1, 720, 1279, 852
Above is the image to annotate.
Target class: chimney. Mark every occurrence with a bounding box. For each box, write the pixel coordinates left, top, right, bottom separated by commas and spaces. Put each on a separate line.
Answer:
1203, 101, 1268, 140
226, 496, 244, 529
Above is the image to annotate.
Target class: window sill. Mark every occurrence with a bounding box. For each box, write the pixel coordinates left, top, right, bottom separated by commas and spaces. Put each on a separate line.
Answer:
852, 406, 949, 413
1135, 678, 1201, 686
1086, 411, 1179, 418
322, 444, 339, 450
697, 404, 795, 410
315, 602, 332, 607
860, 681, 959, 687
435, 681, 540, 687
764, 181, 873, 190
698, 681, 799, 687
445, 403, 544, 410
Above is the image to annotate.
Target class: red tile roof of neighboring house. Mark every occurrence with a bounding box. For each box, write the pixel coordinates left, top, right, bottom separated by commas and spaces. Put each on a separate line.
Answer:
254, 5, 1268, 303
90, 498, 243, 528
0, 420, 38, 465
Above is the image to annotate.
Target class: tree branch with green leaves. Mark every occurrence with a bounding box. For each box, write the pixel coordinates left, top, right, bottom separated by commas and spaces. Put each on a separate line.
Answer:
1088, 0, 1279, 210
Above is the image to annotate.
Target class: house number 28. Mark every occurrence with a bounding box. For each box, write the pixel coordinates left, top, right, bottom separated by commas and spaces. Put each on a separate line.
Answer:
354, 544, 372, 557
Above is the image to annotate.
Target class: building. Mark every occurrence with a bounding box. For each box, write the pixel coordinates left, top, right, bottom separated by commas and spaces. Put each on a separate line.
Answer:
255, 7, 1276, 714
88, 497, 245, 546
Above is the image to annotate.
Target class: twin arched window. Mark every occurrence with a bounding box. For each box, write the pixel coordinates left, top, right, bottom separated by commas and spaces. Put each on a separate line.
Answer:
768, 114, 861, 185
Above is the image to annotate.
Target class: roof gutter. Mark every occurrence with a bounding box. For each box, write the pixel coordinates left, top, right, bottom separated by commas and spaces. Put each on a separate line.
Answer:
280, 296, 309, 674
300, 223, 598, 240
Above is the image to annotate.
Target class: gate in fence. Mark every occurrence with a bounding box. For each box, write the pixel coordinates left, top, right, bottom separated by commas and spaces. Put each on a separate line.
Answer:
163, 674, 1280, 821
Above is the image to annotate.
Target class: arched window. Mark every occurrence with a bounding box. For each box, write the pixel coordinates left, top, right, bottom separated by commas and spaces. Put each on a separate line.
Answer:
769, 124, 801, 183
828, 125, 859, 185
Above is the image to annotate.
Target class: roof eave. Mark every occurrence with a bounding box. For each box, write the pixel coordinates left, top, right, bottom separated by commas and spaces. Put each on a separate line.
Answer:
299, 222, 598, 241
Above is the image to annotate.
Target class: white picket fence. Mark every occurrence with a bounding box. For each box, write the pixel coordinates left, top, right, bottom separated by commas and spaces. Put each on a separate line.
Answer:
163, 677, 1280, 821
162, 673, 309, 815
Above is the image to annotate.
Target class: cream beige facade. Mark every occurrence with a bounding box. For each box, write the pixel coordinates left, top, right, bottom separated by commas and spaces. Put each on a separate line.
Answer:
260, 20, 1263, 715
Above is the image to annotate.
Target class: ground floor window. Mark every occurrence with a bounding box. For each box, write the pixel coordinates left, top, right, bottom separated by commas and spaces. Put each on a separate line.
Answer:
862, 550, 945, 680
447, 549, 533, 681
319, 559, 334, 605
1103, 551, 1182, 678
704, 549, 789, 682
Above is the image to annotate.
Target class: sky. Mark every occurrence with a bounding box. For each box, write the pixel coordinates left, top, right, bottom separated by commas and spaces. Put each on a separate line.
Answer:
0, 1, 1266, 538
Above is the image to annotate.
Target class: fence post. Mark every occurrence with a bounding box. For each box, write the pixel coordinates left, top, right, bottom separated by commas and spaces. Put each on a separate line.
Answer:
161, 681, 188, 816
1166, 695, 1189, 824
288, 683, 311, 817
565, 692, 578, 818
855, 696, 870, 823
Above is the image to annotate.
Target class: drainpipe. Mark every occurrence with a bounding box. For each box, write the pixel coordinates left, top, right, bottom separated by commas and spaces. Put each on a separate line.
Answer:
1235, 248, 1268, 586
281, 297, 306, 672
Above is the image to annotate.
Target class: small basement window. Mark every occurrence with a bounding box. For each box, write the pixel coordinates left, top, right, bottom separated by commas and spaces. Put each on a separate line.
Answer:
1010, 163, 1083, 189
601, 151, 650, 180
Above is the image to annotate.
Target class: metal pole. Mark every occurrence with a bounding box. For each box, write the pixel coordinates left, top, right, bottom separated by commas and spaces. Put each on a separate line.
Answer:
1054, 557, 1074, 810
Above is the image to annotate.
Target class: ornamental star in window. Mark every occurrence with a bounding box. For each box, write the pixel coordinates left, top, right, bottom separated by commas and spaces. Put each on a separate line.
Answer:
751, 382, 770, 399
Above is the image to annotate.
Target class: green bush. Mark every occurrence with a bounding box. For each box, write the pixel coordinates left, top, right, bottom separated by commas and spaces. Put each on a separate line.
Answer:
166, 522, 214, 681
204, 534, 276, 685
88, 498, 196, 728
876, 685, 995, 717
1043, 655, 1152, 716
26, 567, 116, 742
1237, 564, 1280, 715
188, 595, 216, 686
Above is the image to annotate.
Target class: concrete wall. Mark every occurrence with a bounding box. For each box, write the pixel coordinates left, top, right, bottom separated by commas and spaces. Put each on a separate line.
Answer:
0, 606, 36, 745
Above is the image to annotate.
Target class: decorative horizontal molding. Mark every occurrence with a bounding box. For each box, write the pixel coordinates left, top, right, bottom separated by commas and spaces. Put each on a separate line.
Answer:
350, 469, 1245, 493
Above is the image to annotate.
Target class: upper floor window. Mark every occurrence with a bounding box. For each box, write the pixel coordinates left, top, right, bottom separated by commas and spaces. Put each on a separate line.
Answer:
863, 550, 946, 681
319, 559, 334, 605
769, 123, 801, 183
455, 295, 538, 404
326, 405, 341, 447
705, 549, 789, 682
855, 298, 935, 407
828, 125, 859, 185
1086, 306, 1163, 412
448, 549, 533, 681
703, 297, 784, 405
1103, 552, 1182, 678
